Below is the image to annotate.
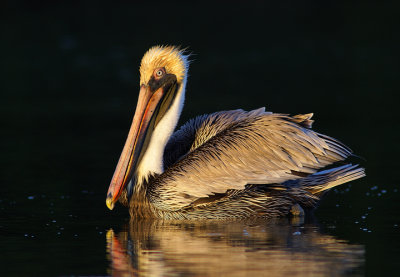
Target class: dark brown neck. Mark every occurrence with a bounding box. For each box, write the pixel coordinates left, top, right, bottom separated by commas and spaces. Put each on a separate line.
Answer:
127, 174, 158, 218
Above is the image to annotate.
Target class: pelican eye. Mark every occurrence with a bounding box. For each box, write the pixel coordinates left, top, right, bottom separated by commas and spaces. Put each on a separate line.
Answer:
154, 68, 166, 78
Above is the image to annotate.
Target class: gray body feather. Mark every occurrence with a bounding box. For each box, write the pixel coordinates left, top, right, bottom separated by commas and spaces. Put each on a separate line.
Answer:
126, 108, 364, 219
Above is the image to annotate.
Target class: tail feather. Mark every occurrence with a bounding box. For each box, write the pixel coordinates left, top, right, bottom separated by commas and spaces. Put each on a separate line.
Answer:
292, 164, 366, 195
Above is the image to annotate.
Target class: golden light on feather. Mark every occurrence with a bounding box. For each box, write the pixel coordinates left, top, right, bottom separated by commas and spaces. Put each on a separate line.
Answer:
106, 45, 365, 219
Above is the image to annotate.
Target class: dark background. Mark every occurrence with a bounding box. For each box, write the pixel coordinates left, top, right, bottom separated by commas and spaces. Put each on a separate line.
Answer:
1, 1, 399, 276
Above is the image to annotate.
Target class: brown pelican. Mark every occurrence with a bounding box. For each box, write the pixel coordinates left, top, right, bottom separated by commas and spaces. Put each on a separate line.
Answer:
106, 46, 365, 219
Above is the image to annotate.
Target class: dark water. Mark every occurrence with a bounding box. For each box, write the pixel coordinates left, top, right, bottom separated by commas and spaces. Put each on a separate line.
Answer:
1, 1, 400, 276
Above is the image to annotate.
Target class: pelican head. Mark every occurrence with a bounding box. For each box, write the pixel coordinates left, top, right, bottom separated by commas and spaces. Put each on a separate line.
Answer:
106, 46, 189, 210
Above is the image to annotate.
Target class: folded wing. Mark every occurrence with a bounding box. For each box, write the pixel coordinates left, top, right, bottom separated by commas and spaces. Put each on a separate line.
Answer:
150, 108, 352, 211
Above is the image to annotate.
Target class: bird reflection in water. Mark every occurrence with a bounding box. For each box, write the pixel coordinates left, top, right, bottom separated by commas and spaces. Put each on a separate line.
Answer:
106, 218, 364, 276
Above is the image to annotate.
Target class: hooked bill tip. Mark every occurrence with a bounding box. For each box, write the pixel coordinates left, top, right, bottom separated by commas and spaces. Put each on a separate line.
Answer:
106, 196, 115, 210
106, 229, 114, 240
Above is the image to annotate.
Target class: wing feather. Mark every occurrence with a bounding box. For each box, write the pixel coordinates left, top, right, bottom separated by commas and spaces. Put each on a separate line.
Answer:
150, 109, 352, 211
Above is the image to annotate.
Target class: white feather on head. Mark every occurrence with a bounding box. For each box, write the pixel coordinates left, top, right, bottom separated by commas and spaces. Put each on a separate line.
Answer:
139, 45, 189, 85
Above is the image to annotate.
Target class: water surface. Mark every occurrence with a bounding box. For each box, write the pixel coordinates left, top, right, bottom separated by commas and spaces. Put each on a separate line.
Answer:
107, 219, 364, 276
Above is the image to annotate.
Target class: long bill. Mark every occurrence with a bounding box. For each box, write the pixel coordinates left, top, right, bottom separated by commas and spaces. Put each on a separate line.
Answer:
106, 83, 173, 210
